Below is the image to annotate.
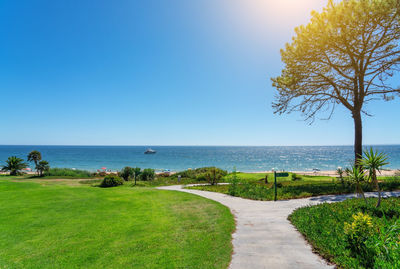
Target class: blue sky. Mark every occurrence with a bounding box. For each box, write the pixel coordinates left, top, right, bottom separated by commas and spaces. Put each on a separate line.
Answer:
0, 0, 399, 146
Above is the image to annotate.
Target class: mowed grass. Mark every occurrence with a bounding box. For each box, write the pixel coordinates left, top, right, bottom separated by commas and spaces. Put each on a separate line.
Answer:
0, 180, 235, 269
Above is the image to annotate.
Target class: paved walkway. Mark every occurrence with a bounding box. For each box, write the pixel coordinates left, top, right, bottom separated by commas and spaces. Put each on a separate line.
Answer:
157, 185, 400, 269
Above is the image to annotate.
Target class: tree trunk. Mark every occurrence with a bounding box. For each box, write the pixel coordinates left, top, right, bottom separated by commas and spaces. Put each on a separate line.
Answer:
352, 110, 363, 166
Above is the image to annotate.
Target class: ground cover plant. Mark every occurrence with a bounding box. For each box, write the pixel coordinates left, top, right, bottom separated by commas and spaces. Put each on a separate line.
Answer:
289, 197, 400, 268
187, 177, 400, 201
0, 179, 234, 268
43, 168, 94, 178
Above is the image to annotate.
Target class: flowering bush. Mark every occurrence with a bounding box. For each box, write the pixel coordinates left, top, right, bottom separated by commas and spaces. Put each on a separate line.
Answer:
344, 212, 375, 266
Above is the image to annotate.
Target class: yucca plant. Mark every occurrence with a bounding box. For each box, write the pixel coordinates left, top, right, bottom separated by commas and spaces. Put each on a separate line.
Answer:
359, 148, 389, 208
337, 167, 345, 187
348, 165, 367, 205
1, 156, 28, 176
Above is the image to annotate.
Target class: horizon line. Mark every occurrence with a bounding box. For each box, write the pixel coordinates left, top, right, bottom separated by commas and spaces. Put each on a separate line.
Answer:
1, 144, 400, 147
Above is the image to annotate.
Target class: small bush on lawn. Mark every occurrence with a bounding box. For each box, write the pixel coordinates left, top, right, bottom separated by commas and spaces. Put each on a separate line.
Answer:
119, 166, 134, 181
289, 198, 400, 268
140, 168, 155, 181
100, 174, 123, 187
291, 173, 302, 181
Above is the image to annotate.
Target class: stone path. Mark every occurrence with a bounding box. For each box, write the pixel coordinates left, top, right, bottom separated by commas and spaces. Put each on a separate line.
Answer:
157, 185, 400, 269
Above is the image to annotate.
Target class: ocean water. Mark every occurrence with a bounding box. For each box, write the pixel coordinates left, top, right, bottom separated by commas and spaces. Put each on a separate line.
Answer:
0, 145, 399, 172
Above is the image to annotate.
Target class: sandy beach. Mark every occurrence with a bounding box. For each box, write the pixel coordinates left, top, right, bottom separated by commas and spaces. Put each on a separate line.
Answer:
246, 169, 399, 177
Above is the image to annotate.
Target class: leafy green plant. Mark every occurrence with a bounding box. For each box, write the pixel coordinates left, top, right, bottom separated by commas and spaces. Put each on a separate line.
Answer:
228, 167, 239, 196
344, 212, 376, 267
140, 168, 155, 181
204, 167, 225, 185
100, 174, 123, 187
359, 148, 389, 208
1, 156, 28, 176
120, 166, 134, 181
372, 218, 400, 268
36, 160, 50, 177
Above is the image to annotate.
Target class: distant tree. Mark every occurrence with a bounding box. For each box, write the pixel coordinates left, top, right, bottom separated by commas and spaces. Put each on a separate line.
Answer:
120, 166, 134, 181
272, 0, 400, 165
359, 148, 389, 208
36, 160, 50, 177
1, 156, 28, 176
27, 150, 42, 175
133, 167, 141, 185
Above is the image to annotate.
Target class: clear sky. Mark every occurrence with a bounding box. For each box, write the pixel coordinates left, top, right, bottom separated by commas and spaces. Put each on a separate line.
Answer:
0, 0, 399, 146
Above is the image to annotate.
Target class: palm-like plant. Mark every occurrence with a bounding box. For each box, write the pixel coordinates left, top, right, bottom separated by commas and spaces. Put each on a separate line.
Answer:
36, 160, 50, 177
205, 167, 224, 186
1, 156, 28, 176
337, 167, 345, 187
27, 150, 42, 175
359, 148, 389, 208
348, 165, 367, 205
133, 167, 141, 185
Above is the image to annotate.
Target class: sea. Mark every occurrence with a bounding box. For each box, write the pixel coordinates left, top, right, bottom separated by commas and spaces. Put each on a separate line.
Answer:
0, 145, 399, 173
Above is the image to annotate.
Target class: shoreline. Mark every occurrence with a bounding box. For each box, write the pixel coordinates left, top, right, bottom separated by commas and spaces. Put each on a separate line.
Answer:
246, 169, 399, 177
2, 169, 398, 177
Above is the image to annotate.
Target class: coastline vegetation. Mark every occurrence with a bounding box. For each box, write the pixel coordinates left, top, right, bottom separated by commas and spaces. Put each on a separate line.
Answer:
186, 177, 400, 201
289, 198, 400, 268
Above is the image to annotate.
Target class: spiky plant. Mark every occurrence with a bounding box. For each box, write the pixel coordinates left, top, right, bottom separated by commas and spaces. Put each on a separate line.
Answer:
348, 165, 367, 205
359, 148, 389, 208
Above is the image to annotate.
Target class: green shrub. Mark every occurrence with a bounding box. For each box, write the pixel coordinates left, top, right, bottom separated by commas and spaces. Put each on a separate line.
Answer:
120, 166, 134, 181
100, 174, 123, 187
204, 167, 226, 185
228, 168, 239, 196
44, 168, 93, 178
140, 169, 155, 181
291, 173, 302, 181
175, 167, 227, 181
344, 212, 376, 267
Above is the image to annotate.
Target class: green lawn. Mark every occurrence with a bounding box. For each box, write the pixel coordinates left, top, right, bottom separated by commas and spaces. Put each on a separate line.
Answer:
0, 180, 235, 268
289, 198, 400, 268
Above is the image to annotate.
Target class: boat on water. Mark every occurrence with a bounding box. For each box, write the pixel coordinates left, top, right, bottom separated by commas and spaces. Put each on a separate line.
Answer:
144, 148, 156, 154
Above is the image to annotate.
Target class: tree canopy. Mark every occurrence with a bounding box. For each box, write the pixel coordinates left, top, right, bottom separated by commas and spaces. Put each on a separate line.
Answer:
271, 0, 400, 162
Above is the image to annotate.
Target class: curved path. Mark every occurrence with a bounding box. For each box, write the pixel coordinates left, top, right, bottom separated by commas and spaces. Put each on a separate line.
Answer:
157, 185, 400, 269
